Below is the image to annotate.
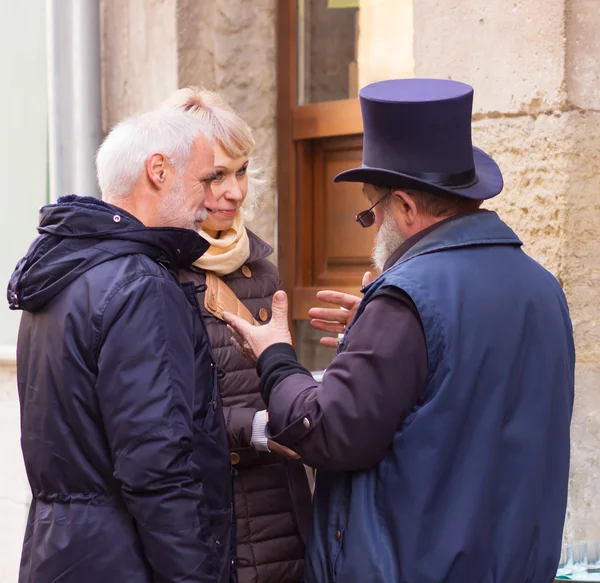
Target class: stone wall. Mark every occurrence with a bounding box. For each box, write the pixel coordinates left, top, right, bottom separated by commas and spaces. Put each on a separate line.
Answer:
414, 0, 600, 542
100, 0, 278, 252
100, 0, 179, 133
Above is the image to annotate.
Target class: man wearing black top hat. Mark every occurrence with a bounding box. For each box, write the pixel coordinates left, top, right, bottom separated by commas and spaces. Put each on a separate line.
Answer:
224, 79, 575, 583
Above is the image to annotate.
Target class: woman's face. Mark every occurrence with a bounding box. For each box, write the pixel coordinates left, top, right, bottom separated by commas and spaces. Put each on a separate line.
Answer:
201, 142, 249, 232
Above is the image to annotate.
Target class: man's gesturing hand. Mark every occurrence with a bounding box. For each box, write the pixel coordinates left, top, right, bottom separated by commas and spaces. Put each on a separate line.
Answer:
308, 271, 374, 348
223, 291, 292, 363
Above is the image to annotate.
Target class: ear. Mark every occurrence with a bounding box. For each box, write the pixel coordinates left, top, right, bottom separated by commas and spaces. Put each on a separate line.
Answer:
145, 153, 168, 189
393, 190, 418, 226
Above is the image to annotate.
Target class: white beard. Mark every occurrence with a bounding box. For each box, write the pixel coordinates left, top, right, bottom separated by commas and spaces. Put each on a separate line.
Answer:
196, 206, 209, 223
372, 210, 406, 272
160, 176, 208, 230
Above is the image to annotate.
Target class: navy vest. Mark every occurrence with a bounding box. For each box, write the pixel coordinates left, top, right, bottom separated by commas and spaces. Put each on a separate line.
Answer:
306, 211, 575, 583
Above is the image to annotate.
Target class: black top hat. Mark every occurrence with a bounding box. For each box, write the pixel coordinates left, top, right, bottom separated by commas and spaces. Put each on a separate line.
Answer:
334, 78, 503, 200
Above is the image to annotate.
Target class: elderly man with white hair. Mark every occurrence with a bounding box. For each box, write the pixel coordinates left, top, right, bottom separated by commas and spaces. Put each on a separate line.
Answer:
8, 109, 235, 583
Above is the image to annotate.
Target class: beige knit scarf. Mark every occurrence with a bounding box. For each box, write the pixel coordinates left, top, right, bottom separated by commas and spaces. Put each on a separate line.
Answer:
193, 213, 250, 276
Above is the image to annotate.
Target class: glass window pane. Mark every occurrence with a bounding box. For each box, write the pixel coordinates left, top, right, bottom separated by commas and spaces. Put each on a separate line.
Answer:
297, 0, 359, 105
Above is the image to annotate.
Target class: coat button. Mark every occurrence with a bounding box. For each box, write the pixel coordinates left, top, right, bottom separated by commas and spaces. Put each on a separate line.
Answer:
215, 539, 221, 547
212, 400, 218, 411
303, 417, 311, 430
258, 308, 269, 322
230, 452, 241, 465
113, 214, 121, 223
336, 530, 342, 541
241, 265, 252, 278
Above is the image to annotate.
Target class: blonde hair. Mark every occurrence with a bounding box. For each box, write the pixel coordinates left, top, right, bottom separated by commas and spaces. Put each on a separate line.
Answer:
162, 87, 266, 221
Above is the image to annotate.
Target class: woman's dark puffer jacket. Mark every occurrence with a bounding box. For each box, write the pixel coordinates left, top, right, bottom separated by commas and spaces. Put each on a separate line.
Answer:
180, 230, 312, 583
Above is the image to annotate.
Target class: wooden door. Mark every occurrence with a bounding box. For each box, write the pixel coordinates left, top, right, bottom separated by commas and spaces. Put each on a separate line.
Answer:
277, 0, 375, 371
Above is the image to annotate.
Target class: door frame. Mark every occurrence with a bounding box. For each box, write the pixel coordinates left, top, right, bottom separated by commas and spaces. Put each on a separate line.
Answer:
276, 0, 363, 332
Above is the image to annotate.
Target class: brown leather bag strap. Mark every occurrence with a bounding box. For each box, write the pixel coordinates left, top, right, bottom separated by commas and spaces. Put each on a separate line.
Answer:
204, 271, 259, 326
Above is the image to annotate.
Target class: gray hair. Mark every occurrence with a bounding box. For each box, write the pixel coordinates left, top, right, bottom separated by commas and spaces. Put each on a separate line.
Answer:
96, 108, 213, 201
374, 185, 481, 217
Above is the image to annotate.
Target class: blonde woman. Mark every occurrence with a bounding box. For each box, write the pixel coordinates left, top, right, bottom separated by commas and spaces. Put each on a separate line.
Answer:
164, 88, 311, 583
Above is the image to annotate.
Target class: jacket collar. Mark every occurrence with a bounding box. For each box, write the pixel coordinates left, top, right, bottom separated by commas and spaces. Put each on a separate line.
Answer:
246, 229, 274, 263
39, 195, 209, 269
360, 210, 522, 299
9, 195, 210, 312
397, 209, 522, 267
382, 212, 470, 271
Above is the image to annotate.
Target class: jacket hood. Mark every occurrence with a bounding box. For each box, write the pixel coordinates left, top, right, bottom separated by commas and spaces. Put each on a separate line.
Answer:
7, 195, 209, 313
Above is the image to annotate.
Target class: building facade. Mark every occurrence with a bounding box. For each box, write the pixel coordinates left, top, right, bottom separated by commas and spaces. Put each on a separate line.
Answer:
0, 0, 599, 580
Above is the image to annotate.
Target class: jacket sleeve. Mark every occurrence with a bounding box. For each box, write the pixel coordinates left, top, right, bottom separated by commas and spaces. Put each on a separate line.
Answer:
95, 274, 217, 583
222, 405, 258, 449
258, 294, 428, 472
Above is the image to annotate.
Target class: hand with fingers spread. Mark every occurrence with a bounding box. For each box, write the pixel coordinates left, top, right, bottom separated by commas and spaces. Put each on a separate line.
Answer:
309, 271, 374, 348
223, 290, 292, 363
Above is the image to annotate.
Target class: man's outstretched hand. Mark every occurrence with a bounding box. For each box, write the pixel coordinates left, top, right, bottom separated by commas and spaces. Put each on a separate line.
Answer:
308, 271, 374, 348
224, 301, 300, 459
223, 290, 292, 364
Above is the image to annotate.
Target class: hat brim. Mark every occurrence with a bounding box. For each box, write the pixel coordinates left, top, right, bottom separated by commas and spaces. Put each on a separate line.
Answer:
333, 147, 503, 200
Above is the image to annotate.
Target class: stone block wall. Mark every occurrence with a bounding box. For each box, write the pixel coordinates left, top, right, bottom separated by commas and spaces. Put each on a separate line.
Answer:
414, 0, 567, 115
100, 0, 179, 133
567, 0, 600, 110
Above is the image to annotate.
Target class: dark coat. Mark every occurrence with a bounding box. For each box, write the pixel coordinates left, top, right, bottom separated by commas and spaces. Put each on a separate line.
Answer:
264, 211, 575, 583
180, 231, 312, 583
8, 196, 234, 583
